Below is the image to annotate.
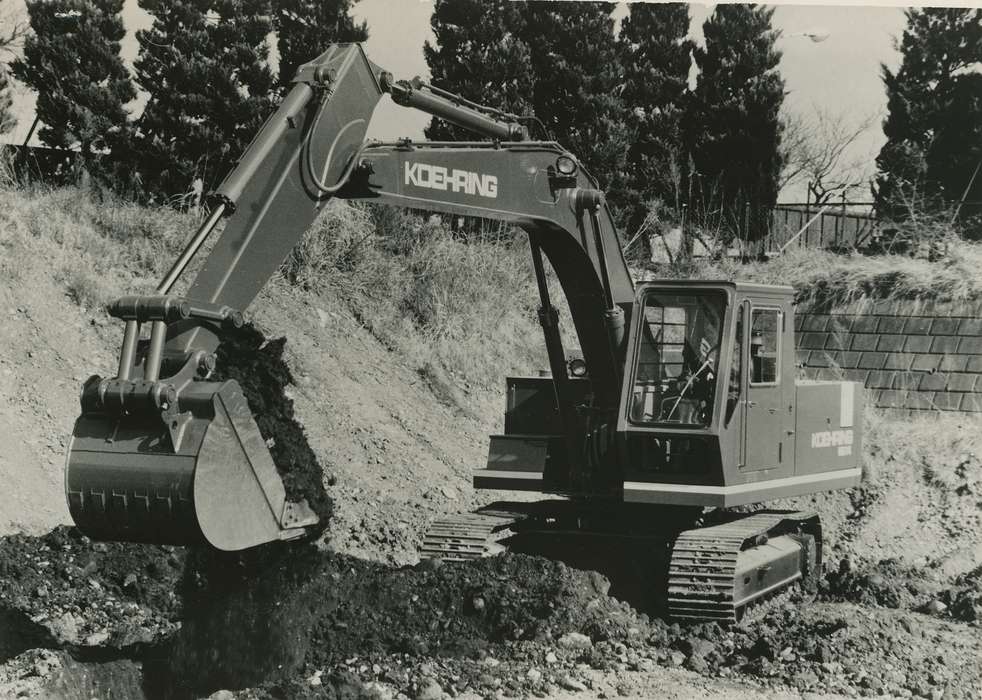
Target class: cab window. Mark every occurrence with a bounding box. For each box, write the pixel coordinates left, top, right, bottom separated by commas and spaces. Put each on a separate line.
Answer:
629, 291, 725, 427
750, 308, 781, 385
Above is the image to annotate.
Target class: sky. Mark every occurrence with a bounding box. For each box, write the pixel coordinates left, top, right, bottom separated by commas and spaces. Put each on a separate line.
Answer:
1, 0, 909, 200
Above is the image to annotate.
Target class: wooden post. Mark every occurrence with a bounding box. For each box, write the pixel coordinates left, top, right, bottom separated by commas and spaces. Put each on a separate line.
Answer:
22, 114, 40, 148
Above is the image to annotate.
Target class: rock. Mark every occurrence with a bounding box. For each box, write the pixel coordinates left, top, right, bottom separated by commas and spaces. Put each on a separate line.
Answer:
84, 631, 110, 646
364, 682, 396, 700
31, 651, 60, 678
48, 613, 80, 645
308, 670, 323, 687
669, 651, 686, 667
415, 677, 443, 700
206, 692, 235, 700
545, 651, 558, 664
559, 676, 587, 692
526, 668, 542, 683
471, 596, 485, 613
558, 632, 593, 650
418, 557, 443, 572
685, 653, 709, 674
814, 643, 833, 663
924, 600, 948, 615
682, 637, 715, 659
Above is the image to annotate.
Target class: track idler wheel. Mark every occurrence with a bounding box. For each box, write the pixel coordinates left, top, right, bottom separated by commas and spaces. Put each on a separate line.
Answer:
66, 378, 318, 551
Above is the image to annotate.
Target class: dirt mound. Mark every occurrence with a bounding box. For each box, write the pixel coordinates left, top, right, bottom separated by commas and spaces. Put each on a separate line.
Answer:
0, 527, 183, 659
821, 557, 940, 609
160, 550, 629, 695
107, 545, 980, 699
213, 323, 333, 532
939, 565, 982, 623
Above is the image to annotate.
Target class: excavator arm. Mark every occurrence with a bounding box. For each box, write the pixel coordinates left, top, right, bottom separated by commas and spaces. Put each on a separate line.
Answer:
66, 44, 635, 551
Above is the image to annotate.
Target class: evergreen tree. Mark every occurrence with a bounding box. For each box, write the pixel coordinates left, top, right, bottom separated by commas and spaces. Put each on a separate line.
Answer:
133, 0, 277, 199
423, 1, 630, 221
875, 8, 982, 230
521, 2, 631, 207
423, 0, 534, 141
274, 0, 368, 88
688, 4, 785, 241
617, 2, 693, 230
0, 65, 14, 135
11, 0, 133, 161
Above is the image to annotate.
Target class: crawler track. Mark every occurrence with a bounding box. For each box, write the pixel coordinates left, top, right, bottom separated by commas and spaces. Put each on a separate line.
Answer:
419, 508, 530, 561
421, 505, 822, 625
667, 510, 822, 623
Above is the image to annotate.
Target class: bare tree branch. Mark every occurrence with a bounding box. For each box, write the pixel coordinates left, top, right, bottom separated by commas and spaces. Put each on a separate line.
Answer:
0, 0, 28, 59
780, 105, 878, 203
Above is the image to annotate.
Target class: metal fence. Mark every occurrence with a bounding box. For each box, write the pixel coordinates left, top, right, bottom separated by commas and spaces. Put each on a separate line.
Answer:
759, 202, 879, 255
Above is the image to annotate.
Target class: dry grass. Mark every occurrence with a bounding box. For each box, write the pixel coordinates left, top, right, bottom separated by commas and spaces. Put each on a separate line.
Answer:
0, 182, 201, 310
646, 241, 982, 309
0, 179, 567, 388
282, 202, 573, 387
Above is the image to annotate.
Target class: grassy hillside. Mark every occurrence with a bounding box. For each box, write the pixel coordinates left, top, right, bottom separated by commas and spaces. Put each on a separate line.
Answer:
0, 180, 566, 390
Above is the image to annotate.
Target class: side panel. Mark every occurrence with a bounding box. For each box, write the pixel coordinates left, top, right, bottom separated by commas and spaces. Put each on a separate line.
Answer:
503, 376, 592, 435
795, 380, 864, 475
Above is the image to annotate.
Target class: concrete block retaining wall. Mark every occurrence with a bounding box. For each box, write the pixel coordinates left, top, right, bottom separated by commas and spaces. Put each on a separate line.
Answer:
795, 299, 982, 417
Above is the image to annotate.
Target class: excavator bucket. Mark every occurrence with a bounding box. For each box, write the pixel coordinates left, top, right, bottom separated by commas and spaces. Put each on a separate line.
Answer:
66, 374, 318, 551
66, 295, 320, 551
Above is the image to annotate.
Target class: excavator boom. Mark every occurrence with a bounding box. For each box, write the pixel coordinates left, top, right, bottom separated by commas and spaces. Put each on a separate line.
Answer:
66, 44, 634, 550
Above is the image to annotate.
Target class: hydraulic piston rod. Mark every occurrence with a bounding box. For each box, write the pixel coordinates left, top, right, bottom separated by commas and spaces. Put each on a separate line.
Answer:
382, 75, 527, 142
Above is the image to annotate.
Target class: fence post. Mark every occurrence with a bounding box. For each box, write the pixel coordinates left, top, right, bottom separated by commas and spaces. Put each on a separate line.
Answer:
742, 201, 747, 244
840, 192, 847, 247
804, 186, 811, 249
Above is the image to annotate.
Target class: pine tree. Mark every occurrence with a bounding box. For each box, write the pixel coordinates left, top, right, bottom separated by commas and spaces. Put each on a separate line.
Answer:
423, 1, 630, 220
11, 0, 133, 161
133, 0, 277, 199
617, 2, 693, 230
875, 8, 982, 230
688, 4, 785, 241
0, 65, 14, 135
521, 2, 631, 207
274, 0, 368, 88
423, 0, 534, 141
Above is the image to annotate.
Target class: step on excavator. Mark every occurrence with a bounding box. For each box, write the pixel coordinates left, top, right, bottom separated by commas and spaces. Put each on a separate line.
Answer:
65, 44, 863, 622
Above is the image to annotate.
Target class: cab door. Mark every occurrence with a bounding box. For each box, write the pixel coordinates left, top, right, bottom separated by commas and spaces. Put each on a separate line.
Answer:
742, 305, 786, 471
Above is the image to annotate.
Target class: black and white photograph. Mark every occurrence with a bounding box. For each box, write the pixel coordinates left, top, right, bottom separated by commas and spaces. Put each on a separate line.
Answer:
0, 0, 980, 697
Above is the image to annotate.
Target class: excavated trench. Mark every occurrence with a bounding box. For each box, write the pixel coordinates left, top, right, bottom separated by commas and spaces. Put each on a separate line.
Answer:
1, 327, 981, 698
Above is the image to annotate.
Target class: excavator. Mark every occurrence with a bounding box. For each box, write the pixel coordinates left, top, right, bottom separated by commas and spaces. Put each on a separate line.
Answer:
65, 44, 863, 622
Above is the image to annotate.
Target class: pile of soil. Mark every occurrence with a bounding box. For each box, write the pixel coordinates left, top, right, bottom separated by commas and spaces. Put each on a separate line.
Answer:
821, 557, 940, 609
0, 527, 183, 657
214, 323, 333, 531
148, 549, 982, 699
160, 550, 625, 695
939, 565, 982, 623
